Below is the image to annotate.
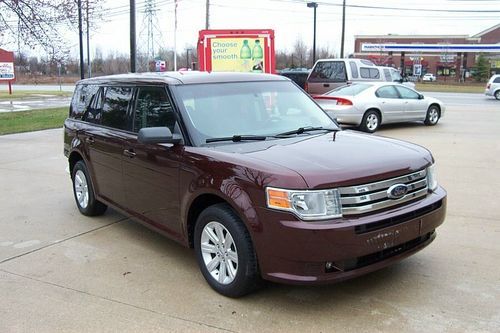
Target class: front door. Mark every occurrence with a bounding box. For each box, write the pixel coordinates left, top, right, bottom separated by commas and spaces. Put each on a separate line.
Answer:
122, 85, 183, 239
374, 85, 404, 123
394, 85, 427, 121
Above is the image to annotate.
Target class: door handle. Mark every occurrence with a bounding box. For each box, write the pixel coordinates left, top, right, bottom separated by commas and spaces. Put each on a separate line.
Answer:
85, 137, 95, 144
323, 83, 330, 87
123, 149, 136, 158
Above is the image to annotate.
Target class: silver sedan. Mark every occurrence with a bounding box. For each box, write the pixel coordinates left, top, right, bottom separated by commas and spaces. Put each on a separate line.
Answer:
313, 82, 445, 133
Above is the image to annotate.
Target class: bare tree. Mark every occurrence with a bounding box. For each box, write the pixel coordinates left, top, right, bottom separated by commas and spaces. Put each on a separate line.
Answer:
292, 38, 308, 68
0, 0, 103, 61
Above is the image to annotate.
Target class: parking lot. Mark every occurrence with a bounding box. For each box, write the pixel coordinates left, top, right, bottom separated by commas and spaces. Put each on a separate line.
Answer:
0, 93, 499, 332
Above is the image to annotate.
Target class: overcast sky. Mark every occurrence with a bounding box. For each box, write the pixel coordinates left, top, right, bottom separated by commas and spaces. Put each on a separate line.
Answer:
78, 0, 499, 58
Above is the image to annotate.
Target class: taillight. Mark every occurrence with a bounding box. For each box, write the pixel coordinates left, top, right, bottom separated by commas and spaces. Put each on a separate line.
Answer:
313, 96, 353, 106
487, 83, 491, 89
304, 82, 309, 92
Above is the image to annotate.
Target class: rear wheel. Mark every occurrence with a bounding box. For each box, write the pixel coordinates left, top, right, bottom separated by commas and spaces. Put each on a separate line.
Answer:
72, 160, 107, 216
424, 105, 440, 126
360, 110, 380, 133
194, 203, 261, 297
495, 90, 500, 100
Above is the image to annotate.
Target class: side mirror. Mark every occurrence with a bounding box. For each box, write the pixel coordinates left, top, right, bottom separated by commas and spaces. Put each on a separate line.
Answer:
418, 94, 424, 100
138, 127, 182, 144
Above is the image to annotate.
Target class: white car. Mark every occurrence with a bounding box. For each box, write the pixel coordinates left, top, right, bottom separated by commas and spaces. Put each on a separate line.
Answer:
313, 82, 445, 133
422, 73, 436, 82
485, 74, 500, 100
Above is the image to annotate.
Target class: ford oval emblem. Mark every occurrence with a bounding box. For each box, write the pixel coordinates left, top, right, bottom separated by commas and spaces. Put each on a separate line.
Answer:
387, 184, 409, 200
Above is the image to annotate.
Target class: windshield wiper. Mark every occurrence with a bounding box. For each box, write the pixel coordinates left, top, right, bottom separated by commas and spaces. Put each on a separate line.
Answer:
275, 126, 339, 137
206, 135, 267, 143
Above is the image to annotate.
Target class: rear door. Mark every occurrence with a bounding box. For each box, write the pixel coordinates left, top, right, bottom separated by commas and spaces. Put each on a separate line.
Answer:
82, 85, 133, 209
306, 61, 347, 94
121, 85, 183, 240
374, 85, 404, 123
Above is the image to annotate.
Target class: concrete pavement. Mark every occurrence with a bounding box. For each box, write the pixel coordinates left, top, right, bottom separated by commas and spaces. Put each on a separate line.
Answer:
0, 97, 499, 332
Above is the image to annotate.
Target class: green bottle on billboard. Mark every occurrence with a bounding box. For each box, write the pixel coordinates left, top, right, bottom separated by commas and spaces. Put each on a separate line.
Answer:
252, 40, 263, 60
240, 40, 252, 59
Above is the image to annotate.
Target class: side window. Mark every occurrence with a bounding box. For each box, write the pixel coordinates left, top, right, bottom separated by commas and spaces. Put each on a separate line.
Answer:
309, 61, 346, 82
360, 67, 380, 79
134, 86, 176, 133
84, 87, 104, 124
349, 61, 359, 79
70, 84, 99, 119
494, 77, 500, 83
376, 86, 400, 99
395, 86, 419, 99
101, 86, 133, 130
383, 69, 391, 81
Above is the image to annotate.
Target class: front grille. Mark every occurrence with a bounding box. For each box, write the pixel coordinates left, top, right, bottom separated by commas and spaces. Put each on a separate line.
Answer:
355, 199, 443, 234
339, 169, 428, 216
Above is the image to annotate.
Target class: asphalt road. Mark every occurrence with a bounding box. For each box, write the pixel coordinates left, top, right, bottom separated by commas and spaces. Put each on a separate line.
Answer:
0, 94, 499, 332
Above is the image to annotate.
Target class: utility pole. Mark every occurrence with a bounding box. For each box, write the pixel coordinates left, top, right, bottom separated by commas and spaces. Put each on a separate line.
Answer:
340, 0, 346, 58
86, 0, 91, 77
130, 0, 136, 73
205, 0, 210, 29
78, 0, 84, 79
186, 48, 191, 69
307, 2, 318, 65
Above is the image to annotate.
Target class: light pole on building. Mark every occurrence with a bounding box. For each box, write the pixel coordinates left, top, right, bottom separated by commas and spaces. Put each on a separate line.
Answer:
307, 2, 318, 66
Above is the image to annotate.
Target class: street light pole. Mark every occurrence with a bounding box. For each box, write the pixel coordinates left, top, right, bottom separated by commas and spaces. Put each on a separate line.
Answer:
77, 0, 84, 79
186, 49, 191, 69
340, 0, 346, 58
307, 2, 318, 66
130, 0, 137, 73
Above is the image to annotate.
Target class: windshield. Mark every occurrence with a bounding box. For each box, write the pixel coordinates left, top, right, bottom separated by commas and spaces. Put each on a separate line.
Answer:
327, 83, 372, 96
175, 81, 338, 146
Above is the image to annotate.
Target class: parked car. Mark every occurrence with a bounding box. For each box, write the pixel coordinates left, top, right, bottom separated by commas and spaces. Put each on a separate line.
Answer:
485, 74, 500, 100
278, 68, 310, 89
313, 82, 445, 133
64, 72, 446, 297
422, 73, 436, 82
378, 66, 416, 89
305, 58, 384, 94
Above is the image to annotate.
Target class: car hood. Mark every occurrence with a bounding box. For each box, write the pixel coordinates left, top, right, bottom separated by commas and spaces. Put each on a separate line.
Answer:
214, 131, 433, 189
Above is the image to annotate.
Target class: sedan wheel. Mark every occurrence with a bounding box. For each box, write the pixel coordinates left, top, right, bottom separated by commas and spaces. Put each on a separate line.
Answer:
194, 203, 261, 297
495, 90, 500, 100
360, 110, 380, 133
424, 106, 440, 126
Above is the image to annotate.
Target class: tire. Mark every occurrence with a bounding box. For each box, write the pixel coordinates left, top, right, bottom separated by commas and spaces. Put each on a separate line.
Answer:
72, 160, 107, 216
495, 90, 500, 100
424, 105, 440, 126
360, 110, 380, 133
194, 203, 261, 298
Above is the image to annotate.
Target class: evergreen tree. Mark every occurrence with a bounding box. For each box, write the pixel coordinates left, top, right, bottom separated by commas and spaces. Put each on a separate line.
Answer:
473, 54, 490, 82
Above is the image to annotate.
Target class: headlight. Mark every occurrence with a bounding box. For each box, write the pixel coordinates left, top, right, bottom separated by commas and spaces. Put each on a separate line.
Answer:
266, 187, 342, 220
426, 164, 438, 191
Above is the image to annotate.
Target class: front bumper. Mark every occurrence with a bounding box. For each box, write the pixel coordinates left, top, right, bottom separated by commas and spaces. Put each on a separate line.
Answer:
252, 187, 447, 285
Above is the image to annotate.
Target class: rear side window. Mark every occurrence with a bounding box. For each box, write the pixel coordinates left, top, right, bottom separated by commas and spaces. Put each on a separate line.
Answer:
101, 86, 133, 130
376, 86, 399, 99
349, 61, 359, 79
494, 77, 500, 83
70, 84, 99, 119
134, 86, 176, 133
308, 61, 347, 82
360, 67, 380, 79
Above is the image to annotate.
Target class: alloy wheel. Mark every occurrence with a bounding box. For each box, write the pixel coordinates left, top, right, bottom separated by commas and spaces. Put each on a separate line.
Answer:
74, 170, 89, 209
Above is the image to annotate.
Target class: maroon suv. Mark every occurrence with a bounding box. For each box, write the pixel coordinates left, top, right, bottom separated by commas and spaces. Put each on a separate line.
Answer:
64, 72, 446, 297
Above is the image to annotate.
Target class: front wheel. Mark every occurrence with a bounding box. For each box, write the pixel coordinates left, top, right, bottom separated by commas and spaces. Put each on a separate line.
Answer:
72, 160, 107, 216
495, 90, 500, 100
360, 110, 380, 133
194, 203, 261, 297
424, 105, 440, 126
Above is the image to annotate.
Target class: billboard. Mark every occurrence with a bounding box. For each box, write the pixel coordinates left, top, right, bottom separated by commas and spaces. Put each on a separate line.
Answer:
210, 38, 266, 72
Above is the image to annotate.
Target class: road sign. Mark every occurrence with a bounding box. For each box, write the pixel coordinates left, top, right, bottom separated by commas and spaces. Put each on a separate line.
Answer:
413, 64, 422, 76
0, 62, 15, 80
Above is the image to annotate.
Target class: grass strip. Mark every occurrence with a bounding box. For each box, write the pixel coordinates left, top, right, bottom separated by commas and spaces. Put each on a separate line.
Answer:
0, 107, 69, 135
415, 83, 484, 94
0, 90, 72, 100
